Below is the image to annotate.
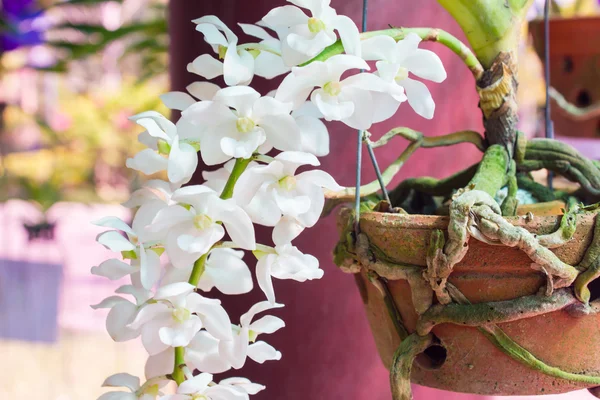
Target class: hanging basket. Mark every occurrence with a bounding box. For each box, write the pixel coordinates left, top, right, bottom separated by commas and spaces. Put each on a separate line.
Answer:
335, 205, 600, 396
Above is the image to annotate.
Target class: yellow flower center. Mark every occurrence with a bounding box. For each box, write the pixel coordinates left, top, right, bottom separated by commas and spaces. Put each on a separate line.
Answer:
172, 307, 191, 323
121, 250, 138, 260
218, 45, 228, 60
394, 67, 409, 82
192, 395, 209, 400
278, 176, 297, 191
248, 49, 261, 59
236, 117, 256, 133
144, 384, 160, 396
249, 329, 258, 343
157, 139, 171, 155
323, 81, 341, 97
194, 214, 213, 230
308, 17, 326, 33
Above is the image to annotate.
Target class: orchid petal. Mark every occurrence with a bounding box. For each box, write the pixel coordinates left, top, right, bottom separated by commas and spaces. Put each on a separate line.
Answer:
91, 258, 138, 280
187, 82, 220, 101
160, 92, 196, 111
247, 341, 282, 363
97, 231, 135, 252
188, 54, 223, 79
401, 77, 435, 119
126, 149, 168, 176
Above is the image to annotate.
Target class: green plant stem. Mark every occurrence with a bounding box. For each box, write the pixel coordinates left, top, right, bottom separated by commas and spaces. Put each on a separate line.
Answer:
172, 347, 186, 385
300, 28, 483, 78
172, 156, 253, 384
436, 0, 533, 67
220, 157, 252, 200
188, 253, 208, 287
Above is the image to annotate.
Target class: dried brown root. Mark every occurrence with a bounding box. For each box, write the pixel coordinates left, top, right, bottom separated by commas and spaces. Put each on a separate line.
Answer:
356, 233, 433, 315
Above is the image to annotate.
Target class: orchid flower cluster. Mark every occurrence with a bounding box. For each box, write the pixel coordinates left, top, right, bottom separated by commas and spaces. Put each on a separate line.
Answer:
93, 1, 446, 399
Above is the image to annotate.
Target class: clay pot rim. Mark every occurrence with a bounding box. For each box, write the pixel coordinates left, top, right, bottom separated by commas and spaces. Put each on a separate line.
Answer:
339, 207, 574, 231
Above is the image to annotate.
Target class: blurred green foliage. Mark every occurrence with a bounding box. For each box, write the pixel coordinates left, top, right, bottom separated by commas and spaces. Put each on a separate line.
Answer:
0, 78, 168, 210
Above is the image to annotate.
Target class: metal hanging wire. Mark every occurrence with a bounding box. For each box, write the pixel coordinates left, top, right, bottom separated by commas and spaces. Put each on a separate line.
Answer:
544, 0, 554, 189
354, 0, 392, 234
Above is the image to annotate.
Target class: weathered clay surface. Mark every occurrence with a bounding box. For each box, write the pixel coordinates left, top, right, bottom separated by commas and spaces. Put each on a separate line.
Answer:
339, 208, 600, 395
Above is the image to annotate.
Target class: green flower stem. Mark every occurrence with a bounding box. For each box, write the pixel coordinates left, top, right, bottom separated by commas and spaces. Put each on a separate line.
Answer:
173, 157, 253, 384
172, 347, 186, 385
300, 28, 483, 79
220, 157, 252, 200
188, 253, 208, 287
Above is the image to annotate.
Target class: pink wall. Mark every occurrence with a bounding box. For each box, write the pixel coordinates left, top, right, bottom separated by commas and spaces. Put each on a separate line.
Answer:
168, 1, 595, 399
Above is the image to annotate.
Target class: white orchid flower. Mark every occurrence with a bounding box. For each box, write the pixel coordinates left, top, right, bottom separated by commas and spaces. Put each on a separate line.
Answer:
91, 285, 152, 342
160, 82, 221, 112
275, 54, 405, 129
189, 16, 254, 86
361, 33, 447, 119
185, 330, 232, 374
183, 86, 302, 165
221, 301, 285, 369
235, 151, 342, 233
162, 248, 253, 295
239, 23, 290, 79
190, 17, 285, 87
218, 378, 265, 397
122, 180, 179, 209
292, 101, 330, 156
150, 185, 255, 268
159, 373, 252, 400
93, 201, 166, 289
262, 0, 361, 66
128, 283, 232, 355
256, 243, 323, 303
126, 111, 199, 185
186, 301, 284, 373
98, 374, 168, 400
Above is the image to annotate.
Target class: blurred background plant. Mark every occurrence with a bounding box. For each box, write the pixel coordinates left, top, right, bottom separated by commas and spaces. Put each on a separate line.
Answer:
0, 0, 169, 218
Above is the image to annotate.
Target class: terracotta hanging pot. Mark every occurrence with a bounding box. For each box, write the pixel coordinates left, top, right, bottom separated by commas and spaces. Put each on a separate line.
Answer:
529, 16, 600, 138
335, 204, 600, 396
